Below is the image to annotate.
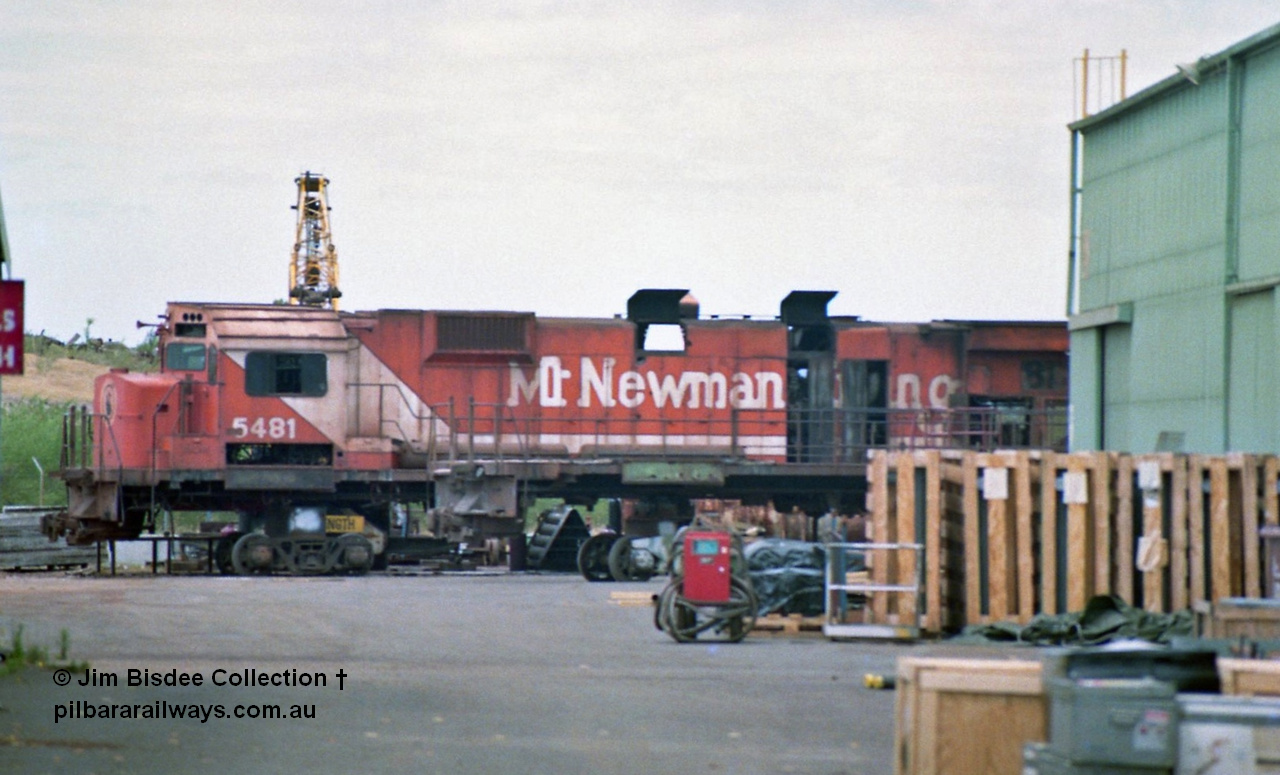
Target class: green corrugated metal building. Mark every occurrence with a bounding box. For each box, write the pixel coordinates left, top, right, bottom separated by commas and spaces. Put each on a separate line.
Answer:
1068, 22, 1280, 453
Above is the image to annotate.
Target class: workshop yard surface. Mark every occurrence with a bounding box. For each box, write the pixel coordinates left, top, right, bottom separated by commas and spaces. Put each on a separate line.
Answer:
0, 572, 904, 774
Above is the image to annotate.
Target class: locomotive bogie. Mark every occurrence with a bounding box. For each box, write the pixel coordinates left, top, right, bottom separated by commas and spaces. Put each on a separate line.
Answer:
219, 531, 376, 576
212, 504, 386, 576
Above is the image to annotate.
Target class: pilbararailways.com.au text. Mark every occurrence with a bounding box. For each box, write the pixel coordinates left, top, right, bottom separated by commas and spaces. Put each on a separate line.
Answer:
57, 700, 318, 723
50, 667, 349, 724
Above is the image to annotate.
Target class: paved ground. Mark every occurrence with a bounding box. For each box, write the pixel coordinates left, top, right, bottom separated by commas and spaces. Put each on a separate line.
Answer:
0, 570, 921, 774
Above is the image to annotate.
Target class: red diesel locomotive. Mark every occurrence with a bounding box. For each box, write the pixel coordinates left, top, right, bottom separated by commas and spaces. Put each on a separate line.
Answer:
45, 289, 1067, 574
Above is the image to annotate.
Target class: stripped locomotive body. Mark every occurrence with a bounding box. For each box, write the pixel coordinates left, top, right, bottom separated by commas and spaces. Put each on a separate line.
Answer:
45, 289, 1068, 573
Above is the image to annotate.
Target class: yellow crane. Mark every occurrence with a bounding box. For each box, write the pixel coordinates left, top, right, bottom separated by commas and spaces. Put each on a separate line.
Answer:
288, 172, 341, 309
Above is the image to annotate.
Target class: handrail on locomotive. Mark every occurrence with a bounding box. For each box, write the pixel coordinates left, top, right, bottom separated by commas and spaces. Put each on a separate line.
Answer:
342, 364, 1066, 469
60, 396, 1067, 479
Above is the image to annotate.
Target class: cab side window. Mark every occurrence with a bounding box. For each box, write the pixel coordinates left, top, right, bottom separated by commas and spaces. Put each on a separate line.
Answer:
245, 352, 327, 396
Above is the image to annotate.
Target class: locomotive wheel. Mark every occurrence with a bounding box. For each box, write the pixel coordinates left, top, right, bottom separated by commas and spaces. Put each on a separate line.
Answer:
577, 533, 621, 582
607, 536, 632, 581
213, 532, 243, 575
231, 533, 275, 575
335, 533, 374, 574
484, 538, 503, 567
608, 536, 655, 582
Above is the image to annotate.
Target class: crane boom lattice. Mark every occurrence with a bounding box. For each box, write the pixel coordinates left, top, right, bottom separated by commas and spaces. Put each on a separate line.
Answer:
289, 172, 341, 309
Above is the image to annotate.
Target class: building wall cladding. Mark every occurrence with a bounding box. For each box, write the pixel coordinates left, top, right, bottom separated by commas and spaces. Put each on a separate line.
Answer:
1069, 23, 1280, 454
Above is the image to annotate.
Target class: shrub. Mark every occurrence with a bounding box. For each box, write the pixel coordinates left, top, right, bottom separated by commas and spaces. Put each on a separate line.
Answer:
1, 398, 70, 507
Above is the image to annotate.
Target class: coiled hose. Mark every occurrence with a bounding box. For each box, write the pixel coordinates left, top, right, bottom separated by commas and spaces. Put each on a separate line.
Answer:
653, 529, 759, 643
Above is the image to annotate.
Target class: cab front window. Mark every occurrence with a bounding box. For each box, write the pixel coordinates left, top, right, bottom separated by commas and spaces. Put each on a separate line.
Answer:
166, 343, 207, 371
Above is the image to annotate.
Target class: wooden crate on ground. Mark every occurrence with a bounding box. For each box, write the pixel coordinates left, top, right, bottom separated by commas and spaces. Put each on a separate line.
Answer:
1198, 598, 1280, 640
894, 656, 1046, 775
1218, 658, 1280, 697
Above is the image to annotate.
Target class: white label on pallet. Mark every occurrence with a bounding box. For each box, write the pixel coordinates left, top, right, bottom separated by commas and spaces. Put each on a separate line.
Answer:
1137, 460, 1161, 491
982, 468, 1009, 501
1063, 471, 1089, 504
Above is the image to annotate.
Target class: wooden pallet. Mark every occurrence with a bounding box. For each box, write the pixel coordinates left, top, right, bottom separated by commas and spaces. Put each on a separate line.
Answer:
751, 613, 824, 636
609, 591, 655, 608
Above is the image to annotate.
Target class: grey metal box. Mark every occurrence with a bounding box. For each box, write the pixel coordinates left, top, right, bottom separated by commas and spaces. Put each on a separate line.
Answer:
1022, 742, 1169, 774
1176, 694, 1280, 775
1048, 678, 1179, 768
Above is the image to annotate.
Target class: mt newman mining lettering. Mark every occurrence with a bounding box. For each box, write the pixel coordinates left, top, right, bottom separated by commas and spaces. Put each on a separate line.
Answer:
508, 356, 786, 410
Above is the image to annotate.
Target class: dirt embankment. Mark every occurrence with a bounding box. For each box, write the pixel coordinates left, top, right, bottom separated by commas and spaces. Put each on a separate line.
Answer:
0, 354, 107, 404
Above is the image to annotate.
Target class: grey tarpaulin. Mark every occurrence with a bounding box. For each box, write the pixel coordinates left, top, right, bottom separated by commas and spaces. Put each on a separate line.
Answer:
744, 539, 865, 617
951, 594, 1195, 646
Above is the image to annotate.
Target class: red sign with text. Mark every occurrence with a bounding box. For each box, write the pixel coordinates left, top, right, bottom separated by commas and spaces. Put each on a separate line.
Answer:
0, 280, 23, 375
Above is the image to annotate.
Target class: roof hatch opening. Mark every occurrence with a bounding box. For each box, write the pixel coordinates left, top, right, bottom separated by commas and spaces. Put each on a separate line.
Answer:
628, 288, 697, 355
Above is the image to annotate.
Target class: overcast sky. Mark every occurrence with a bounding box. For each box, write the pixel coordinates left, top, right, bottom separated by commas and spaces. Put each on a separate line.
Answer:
1, 2, 1276, 345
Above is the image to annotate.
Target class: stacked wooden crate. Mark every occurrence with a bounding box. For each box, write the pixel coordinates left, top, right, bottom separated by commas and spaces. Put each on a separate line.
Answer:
865, 450, 1280, 634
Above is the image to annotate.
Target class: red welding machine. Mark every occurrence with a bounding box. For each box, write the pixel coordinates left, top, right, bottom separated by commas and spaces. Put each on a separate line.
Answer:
681, 531, 732, 604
